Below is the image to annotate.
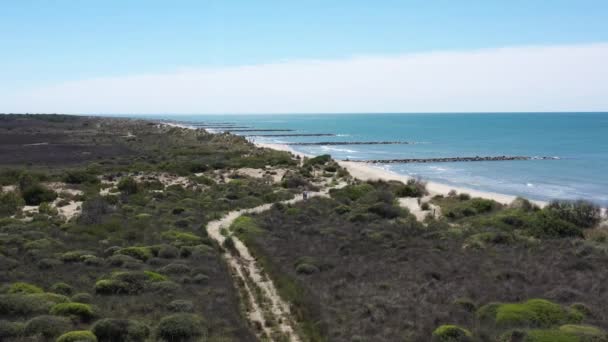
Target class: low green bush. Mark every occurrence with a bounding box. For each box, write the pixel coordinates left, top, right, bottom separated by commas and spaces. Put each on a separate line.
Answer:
161, 230, 202, 247
50, 302, 95, 322
116, 246, 153, 261
0, 191, 24, 216
56, 330, 98, 342
522, 329, 580, 342
50, 283, 73, 296
71, 293, 93, 304
144, 270, 168, 282
478, 299, 581, 329
22, 184, 57, 206
431, 324, 473, 341
546, 200, 602, 228
156, 313, 205, 341
167, 299, 194, 312
159, 263, 191, 275
6, 282, 44, 294
92, 318, 149, 342
559, 324, 605, 339
117, 177, 139, 195
23, 315, 72, 339
0, 320, 24, 339
94, 280, 131, 295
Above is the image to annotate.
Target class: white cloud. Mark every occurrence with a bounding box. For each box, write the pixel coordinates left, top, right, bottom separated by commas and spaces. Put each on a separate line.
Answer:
4, 43, 608, 114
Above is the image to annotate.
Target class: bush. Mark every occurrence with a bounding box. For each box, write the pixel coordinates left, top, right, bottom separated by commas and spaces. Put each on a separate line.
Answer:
22, 184, 57, 206
478, 299, 579, 329
295, 263, 319, 275
431, 325, 473, 342
92, 318, 150, 342
547, 200, 602, 228
161, 230, 202, 247
0, 294, 50, 316
158, 244, 180, 258
531, 212, 583, 238
305, 154, 331, 166
71, 293, 93, 304
24, 315, 71, 339
559, 324, 605, 339
396, 179, 428, 198
0, 320, 24, 339
50, 283, 73, 296
64, 170, 98, 184
94, 280, 131, 295
167, 300, 194, 312
521, 329, 580, 342
156, 314, 205, 341
6, 282, 44, 294
159, 263, 191, 275
57, 330, 98, 342
50, 302, 95, 322
144, 270, 168, 282
116, 247, 153, 261
117, 177, 139, 195
0, 191, 24, 216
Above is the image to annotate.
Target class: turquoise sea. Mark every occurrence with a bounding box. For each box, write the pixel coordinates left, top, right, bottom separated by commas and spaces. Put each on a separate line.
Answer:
126, 113, 608, 206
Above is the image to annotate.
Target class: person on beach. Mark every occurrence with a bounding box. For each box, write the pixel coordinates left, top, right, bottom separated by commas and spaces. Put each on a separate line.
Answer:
303, 191, 308, 200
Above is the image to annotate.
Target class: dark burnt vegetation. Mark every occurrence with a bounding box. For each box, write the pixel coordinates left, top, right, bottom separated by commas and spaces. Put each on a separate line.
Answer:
237, 182, 608, 341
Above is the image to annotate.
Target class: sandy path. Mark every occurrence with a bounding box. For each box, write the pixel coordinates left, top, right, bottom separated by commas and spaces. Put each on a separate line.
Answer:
207, 187, 339, 341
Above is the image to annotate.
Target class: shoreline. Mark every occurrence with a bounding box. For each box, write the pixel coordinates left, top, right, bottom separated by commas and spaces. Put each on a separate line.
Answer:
255, 141, 548, 207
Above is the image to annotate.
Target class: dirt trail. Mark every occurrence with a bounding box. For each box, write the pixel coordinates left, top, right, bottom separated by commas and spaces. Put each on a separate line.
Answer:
207, 187, 338, 341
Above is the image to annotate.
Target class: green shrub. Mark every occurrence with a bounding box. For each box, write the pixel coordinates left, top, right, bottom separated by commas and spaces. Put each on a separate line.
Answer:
523, 329, 580, 342
60, 250, 91, 263
0, 320, 24, 339
453, 298, 477, 313
6, 282, 44, 294
117, 177, 139, 195
531, 211, 583, 238
167, 299, 194, 312
0, 191, 24, 216
57, 330, 98, 342
22, 184, 57, 206
50, 302, 95, 322
159, 263, 191, 275
0, 294, 51, 316
92, 318, 149, 342
94, 280, 131, 295
559, 324, 605, 339
50, 283, 73, 296
161, 230, 202, 247
546, 200, 602, 228
116, 247, 153, 261
431, 324, 473, 341
295, 263, 319, 275
304, 154, 331, 166
144, 271, 168, 282
158, 244, 179, 258
478, 299, 578, 329
24, 315, 72, 339
150, 281, 180, 295
156, 313, 205, 341
64, 170, 98, 184
71, 293, 93, 304
27, 293, 70, 305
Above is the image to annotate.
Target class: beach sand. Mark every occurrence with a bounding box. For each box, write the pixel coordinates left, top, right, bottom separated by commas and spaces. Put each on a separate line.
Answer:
255, 142, 547, 207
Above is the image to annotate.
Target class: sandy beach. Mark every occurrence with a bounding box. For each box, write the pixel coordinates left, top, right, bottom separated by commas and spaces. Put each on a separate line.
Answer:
255, 141, 548, 207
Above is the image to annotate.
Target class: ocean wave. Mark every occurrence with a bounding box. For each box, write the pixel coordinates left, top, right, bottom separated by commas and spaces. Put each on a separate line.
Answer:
320, 146, 358, 153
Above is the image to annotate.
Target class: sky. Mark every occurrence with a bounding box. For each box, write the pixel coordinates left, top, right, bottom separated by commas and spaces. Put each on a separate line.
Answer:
2, 0, 608, 114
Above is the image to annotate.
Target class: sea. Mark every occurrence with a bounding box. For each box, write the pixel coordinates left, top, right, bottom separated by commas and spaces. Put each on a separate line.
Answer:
120, 113, 608, 206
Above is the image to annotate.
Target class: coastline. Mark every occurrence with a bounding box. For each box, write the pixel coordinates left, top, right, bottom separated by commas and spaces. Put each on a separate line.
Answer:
255, 141, 548, 207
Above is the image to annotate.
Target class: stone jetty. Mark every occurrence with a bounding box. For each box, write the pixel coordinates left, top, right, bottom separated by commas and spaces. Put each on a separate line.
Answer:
287, 141, 413, 146
348, 156, 559, 164
228, 129, 295, 132
245, 133, 336, 137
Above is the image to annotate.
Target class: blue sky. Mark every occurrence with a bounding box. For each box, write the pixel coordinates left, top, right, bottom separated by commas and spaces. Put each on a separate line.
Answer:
2, 1, 608, 113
